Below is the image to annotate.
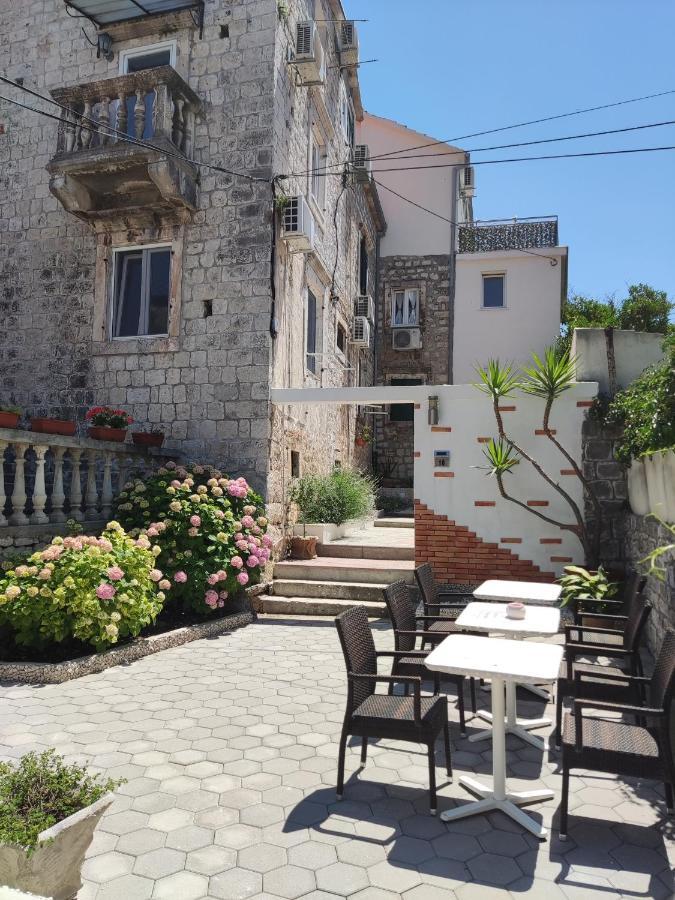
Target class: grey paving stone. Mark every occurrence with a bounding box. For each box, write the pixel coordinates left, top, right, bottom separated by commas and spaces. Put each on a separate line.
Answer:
152, 870, 209, 899
185, 844, 237, 876
209, 867, 262, 899
132, 846, 186, 880
315, 861, 369, 895
95, 873, 155, 900
466, 852, 522, 887
263, 864, 317, 899
238, 841, 287, 873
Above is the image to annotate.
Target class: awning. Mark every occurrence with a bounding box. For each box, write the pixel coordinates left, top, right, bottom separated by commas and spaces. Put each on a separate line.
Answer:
64, 0, 203, 27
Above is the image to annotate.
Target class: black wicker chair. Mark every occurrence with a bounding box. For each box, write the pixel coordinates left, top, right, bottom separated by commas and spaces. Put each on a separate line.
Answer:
555, 586, 651, 745
559, 629, 675, 839
572, 571, 646, 625
414, 563, 470, 644
335, 604, 452, 814
384, 580, 475, 735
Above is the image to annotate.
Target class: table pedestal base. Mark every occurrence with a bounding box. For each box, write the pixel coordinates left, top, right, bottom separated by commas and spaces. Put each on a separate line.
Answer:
469, 682, 550, 750
440, 775, 552, 839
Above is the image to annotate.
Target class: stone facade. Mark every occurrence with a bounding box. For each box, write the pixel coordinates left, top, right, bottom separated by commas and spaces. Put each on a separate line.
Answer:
0, 0, 382, 524
374, 254, 451, 486
582, 417, 628, 571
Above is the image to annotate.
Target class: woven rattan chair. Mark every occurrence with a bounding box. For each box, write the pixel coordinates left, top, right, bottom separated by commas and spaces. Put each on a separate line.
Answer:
335, 604, 452, 814
572, 571, 646, 625
384, 580, 475, 734
414, 563, 469, 644
555, 587, 651, 745
559, 629, 675, 839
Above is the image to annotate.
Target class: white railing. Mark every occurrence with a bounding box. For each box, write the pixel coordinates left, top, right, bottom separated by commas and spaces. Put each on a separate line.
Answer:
0, 429, 172, 529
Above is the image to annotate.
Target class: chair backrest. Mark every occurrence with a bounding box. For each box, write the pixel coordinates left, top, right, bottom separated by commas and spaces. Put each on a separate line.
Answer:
620, 571, 647, 609
384, 580, 417, 652
335, 605, 377, 712
414, 563, 438, 616
649, 629, 675, 711
622, 586, 651, 650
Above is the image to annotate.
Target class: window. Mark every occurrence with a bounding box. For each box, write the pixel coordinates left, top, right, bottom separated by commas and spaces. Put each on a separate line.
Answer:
389, 377, 423, 422
291, 450, 300, 479
391, 289, 419, 327
119, 42, 176, 140
339, 81, 355, 147
309, 133, 327, 211
112, 246, 171, 338
358, 235, 368, 296
336, 321, 347, 355
482, 274, 505, 308
306, 288, 318, 374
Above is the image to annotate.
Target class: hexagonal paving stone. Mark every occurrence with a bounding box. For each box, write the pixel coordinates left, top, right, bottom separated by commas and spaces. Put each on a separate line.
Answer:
238, 841, 287, 873
82, 851, 134, 883
152, 870, 209, 899
210, 867, 262, 899
214, 823, 263, 850
315, 861, 369, 895
185, 844, 237, 876
368, 860, 422, 892
147, 807, 193, 832
98, 810, 148, 836
116, 827, 166, 856
165, 824, 214, 852
240, 801, 285, 827
263, 864, 318, 899
195, 805, 239, 830
95, 873, 154, 900
132, 847, 186, 880
287, 840, 337, 870
466, 851, 522, 886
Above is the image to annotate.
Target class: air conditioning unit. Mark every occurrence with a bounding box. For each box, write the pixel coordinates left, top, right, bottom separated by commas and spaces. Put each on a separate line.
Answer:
354, 294, 374, 321
392, 327, 422, 351
460, 165, 475, 197
280, 195, 316, 251
352, 145, 372, 184
293, 22, 326, 84
339, 20, 359, 67
350, 315, 371, 347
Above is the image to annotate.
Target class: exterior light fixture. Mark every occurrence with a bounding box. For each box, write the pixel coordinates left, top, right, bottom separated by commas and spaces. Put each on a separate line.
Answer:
96, 32, 114, 61
428, 395, 439, 426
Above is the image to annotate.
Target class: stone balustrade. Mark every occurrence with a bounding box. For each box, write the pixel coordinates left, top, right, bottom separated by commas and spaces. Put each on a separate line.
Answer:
0, 428, 172, 531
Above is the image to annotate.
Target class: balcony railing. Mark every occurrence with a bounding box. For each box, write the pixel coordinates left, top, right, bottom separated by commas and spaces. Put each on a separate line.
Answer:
0, 429, 173, 531
458, 217, 559, 253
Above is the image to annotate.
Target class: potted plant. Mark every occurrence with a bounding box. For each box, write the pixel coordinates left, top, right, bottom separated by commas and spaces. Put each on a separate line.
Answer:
0, 406, 21, 429
558, 565, 618, 624
0, 749, 119, 900
132, 427, 165, 448
290, 525, 318, 560
85, 406, 132, 442
30, 414, 76, 436
290, 469, 376, 544
355, 424, 373, 448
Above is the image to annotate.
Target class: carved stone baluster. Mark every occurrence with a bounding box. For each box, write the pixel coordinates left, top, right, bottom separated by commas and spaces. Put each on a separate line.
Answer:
85, 450, 99, 519
134, 90, 146, 139
182, 105, 194, 158
101, 452, 113, 519
99, 96, 110, 146
0, 441, 8, 527
172, 96, 185, 150
81, 99, 93, 149
9, 442, 29, 526
63, 110, 76, 153
69, 448, 84, 521
115, 90, 128, 141
153, 82, 173, 142
31, 444, 49, 525
51, 446, 67, 523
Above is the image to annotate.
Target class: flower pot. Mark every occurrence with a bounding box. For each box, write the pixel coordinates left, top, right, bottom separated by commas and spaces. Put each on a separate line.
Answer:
290, 536, 318, 560
355, 438, 369, 448
30, 417, 76, 437
644, 452, 667, 519
663, 449, 675, 524
88, 426, 127, 443
0, 412, 20, 429
627, 458, 650, 516
132, 431, 165, 448
0, 793, 114, 900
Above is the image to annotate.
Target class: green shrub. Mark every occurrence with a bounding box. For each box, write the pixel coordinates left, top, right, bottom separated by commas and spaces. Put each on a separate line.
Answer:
0, 750, 119, 852
291, 468, 376, 526
0, 522, 165, 652
558, 565, 618, 609
114, 463, 269, 615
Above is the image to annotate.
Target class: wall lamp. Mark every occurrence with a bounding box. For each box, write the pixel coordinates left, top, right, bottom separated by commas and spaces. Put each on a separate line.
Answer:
96, 32, 114, 61
428, 395, 439, 426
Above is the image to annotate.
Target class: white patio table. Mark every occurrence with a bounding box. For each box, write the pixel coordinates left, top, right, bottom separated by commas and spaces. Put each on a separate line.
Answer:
456, 602, 561, 750
426, 634, 563, 839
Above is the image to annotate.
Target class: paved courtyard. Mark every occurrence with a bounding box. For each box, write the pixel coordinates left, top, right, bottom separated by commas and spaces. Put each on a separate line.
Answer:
1, 616, 673, 900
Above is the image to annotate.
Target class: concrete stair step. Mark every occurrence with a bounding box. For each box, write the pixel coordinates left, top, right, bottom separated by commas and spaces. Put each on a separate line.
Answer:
274, 557, 414, 584
260, 596, 386, 617
317, 543, 414, 561
272, 578, 388, 601
375, 517, 414, 529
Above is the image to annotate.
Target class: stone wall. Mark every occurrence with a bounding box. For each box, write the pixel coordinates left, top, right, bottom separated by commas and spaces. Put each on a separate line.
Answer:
622, 513, 674, 657
582, 417, 628, 571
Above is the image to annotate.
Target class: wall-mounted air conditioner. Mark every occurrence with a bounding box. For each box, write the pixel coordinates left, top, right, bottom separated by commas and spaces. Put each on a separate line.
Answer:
339, 20, 359, 67
392, 327, 422, 351
350, 315, 371, 347
354, 294, 374, 321
460, 165, 475, 197
280, 195, 316, 251
292, 22, 326, 84
352, 145, 372, 184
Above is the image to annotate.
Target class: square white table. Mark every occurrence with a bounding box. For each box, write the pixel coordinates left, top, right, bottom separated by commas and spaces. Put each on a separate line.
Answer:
473, 579, 562, 607
426, 634, 563, 839
456, 602, 561, 750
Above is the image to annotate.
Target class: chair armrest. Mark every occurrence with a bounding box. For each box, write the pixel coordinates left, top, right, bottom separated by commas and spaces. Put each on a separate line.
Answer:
574, 670, 649, 686
565, 642, 632, 660
348, 672, 422, 723
572, 698, 664, 750
391, 629, 438, 637
376, 650, 428, 659
416, 614, 460, 622
566, 624, 623, 639
578, 613, 628, 625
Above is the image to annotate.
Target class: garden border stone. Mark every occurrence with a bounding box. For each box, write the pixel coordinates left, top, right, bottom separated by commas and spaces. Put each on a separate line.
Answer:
0, 584, 268, 685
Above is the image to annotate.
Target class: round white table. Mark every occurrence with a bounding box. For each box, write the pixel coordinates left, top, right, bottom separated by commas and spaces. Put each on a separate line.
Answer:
426, 633, 563, 840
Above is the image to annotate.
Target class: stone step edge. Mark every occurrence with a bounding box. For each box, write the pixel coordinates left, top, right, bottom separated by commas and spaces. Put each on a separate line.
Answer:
256, 596, 387, 617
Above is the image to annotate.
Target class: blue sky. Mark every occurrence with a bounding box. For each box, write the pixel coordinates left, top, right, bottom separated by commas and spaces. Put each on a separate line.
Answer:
343, 0, 675, 305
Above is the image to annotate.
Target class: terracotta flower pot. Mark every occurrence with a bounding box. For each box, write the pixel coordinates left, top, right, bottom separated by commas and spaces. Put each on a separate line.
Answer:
30, 417, 76, 436
88, 426, 127, 443
355, 437, 369, 447
290, 536, 318, 560
0, 412, 20, 429
132, 431, 165, 448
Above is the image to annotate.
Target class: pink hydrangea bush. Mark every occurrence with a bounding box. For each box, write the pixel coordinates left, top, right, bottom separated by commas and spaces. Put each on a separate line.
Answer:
113, 463, 269, 615
0, 522, 166, 652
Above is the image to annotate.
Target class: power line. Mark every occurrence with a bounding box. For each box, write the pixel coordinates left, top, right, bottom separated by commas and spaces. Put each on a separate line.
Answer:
366, 87, 675, 162
371, 178, 560, 265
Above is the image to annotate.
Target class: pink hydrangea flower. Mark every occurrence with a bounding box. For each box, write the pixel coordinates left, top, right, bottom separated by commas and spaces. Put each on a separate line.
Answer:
216, 570, 227, 581
96, 583, 116, 601
174, 571, 188, 583
107, 566, 125, 581
236, 540, 248, 552
190, 515, 201, 527
219, 590, 228, 600
159, 579, 171, 590
262, 534, 273, 547
235, 533, 245, 542
252, 525, 261, 535
146, 526, 159, 537
217, 599, 225, 608
241, 515, 255, 529
149, 569, 163, 582
204, 590, 218, 608
38, 568, 52, 580
247, 556, 259, 568
207, 573, 219, 586
230, 556, 244, 569
237, 571, 249, 586
188, 527, 199, 537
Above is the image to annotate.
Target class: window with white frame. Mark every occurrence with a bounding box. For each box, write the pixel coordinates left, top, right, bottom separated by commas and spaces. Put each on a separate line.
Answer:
306, 287, 319, 375
339, 80, 355, 147
391, 288, 420, 327
309, 131, 327, 211
482, 274, 505, 308
118, 41, 177, 141
112, 246, 171, 339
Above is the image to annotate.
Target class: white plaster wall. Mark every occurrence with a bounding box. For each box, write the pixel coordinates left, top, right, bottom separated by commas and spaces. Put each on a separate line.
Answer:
571, 328, 667, 394
358, 114, 464, 256
453, 248, 566, 383
413, 382, 597, 575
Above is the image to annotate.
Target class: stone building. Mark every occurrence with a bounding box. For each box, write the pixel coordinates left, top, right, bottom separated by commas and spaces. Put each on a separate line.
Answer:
0, 0, 384, 524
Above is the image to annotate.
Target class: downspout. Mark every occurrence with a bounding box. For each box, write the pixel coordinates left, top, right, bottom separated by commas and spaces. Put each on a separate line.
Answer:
447, 158, 463, 385
269, 178, 280, 342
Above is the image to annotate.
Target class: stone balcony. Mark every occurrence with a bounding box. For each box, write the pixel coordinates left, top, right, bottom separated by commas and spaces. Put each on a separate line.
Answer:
458, 216, 559, 253
47, 66, 201, 225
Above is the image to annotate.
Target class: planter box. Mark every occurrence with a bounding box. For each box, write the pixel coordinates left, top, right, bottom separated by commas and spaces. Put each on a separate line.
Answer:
0, 412, 20, 429
30, 417, 76, 437
293, 523, 344, 543
627, 458, 650, 517
0, 793, 114, 900
132, 431, 165, 448
88, 426, 127, 443
644, 452, 668, 520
